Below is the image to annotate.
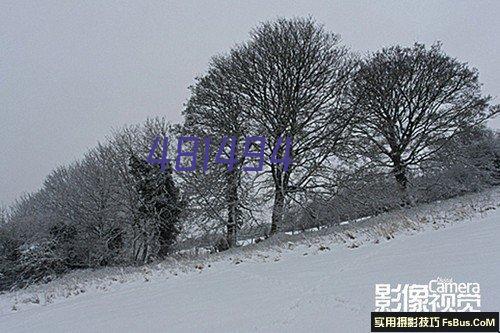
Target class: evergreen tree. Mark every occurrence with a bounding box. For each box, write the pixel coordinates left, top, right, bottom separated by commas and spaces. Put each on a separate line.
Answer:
129, 155, 182, 259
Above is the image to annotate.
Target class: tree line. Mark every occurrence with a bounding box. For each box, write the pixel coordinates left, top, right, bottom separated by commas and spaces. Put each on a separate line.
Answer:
1, 17, 498, 290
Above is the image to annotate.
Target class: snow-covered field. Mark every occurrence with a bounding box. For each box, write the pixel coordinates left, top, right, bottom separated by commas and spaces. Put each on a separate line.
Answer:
0, 189, 499, 332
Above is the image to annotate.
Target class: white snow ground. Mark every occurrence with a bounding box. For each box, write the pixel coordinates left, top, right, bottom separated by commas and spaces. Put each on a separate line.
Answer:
0, 189, 499, 333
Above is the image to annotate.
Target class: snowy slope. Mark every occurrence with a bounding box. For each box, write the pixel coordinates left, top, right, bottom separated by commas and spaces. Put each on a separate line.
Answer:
0, 190, 499, 333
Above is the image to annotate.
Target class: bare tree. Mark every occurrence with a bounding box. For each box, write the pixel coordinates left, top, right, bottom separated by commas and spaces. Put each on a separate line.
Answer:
349, 43, 499, 197
183, 55, 255, 248
228, 17, 356, 234
41, 145, 124, 266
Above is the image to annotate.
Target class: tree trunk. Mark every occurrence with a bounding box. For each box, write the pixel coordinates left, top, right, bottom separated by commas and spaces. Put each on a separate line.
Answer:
270, 165, 290, 235
270, 186, 285, 235
226, 170, 240, 247
393, 160, 410, 205
226, 223, 236, 248
393, 164, 407, 192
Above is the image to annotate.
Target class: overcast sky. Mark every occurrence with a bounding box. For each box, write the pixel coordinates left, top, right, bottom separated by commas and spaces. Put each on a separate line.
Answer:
1, 0, 499, 205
